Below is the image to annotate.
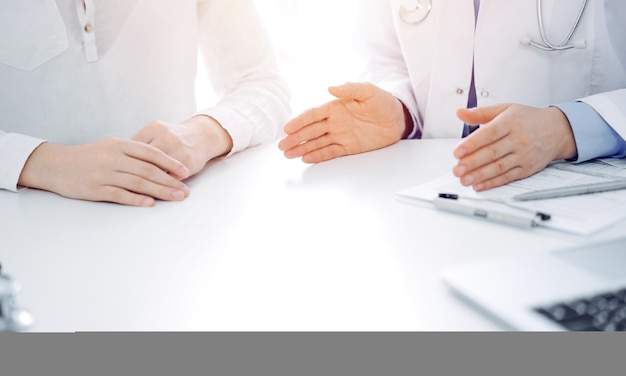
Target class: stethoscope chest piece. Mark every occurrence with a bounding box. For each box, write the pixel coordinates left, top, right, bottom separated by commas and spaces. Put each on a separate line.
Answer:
399, 0, 432, 24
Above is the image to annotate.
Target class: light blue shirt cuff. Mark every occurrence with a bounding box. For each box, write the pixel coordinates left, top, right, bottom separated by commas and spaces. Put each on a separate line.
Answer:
553, 101, 626, 163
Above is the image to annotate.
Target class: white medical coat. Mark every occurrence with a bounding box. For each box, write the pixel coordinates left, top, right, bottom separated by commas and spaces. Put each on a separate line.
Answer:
355, 0, 626, 139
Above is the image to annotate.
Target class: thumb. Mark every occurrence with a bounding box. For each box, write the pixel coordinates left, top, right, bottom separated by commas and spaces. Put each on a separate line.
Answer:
456, 103, 511, 125
328, 82, 378, 102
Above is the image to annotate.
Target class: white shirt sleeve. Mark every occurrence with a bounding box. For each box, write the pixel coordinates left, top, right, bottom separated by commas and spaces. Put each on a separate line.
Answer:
0, 132, 46, 192
195, 0, 291, 156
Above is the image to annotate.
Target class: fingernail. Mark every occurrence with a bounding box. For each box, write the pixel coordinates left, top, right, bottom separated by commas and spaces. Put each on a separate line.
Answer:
454, 147, 466, 159
455, 165, 467, 176
474, 183, 485, 191
462, 175, 474, 186
171, 190, 186, 200
180, 166, 190, 176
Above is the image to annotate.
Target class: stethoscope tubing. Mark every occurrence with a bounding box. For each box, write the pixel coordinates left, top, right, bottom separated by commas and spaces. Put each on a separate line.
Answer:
399, 0, 589, 52
536, 0, 588, 50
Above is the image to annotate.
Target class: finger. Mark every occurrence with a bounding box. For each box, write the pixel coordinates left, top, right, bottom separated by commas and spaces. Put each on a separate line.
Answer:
458, 153, 520, 188
453, 137, 515, 177
453, 118, 511, 160
123, 141, 190, 179
131, 120, 169, 143
110, 172, 189, 202
284, 133, 334, 159
328, 82, 376, 102
302, 144, 348, 163
456, 103, 511, 126
131, 123, 181, 163
277, 135, 297, 153
283, 104, 330, 134
121, 157, 190, 192
130, 126, 155, 144
99, 185, 156, 207
278, 120, 330, 152
472, 166, 525, 192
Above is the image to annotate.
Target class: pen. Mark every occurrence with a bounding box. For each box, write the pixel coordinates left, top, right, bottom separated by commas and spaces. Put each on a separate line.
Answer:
513, 179, 626, 201
438, 193, 551, 221
433, 195, 543, 228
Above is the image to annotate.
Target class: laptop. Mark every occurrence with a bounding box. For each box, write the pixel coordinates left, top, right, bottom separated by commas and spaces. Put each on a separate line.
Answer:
442, 237, 626, 331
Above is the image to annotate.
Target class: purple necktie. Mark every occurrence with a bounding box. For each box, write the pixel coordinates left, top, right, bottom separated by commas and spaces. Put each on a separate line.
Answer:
462, 0, 480, 137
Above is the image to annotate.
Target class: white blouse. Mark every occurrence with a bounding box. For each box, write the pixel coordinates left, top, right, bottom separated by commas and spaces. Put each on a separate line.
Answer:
0, 0, 291, 191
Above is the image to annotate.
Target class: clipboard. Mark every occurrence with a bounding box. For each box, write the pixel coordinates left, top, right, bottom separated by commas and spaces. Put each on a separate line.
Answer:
396, 159, 626, 235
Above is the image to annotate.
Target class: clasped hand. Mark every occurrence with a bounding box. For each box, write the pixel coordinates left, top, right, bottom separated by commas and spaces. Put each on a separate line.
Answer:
19, 116, 232, 207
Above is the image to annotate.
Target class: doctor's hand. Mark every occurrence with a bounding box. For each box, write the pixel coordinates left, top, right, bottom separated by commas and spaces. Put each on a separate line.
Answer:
18, 139, 191, 207
452, 104, 578, 191
278, 82, 406, 163
132, 115, 233, 176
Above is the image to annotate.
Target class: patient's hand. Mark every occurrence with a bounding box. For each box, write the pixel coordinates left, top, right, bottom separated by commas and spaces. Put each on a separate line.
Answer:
132, 115, 233, 176
19, 138, 191, 207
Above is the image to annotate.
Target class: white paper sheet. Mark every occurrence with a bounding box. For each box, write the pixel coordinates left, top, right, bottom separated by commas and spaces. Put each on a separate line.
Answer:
397, 160, 626, 235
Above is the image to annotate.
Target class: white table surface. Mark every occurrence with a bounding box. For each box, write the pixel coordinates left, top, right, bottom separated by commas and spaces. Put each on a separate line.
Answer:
2, 139, 624, 332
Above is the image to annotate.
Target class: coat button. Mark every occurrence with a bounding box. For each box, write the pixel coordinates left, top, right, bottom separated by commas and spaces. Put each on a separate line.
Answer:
456, 88, 464, 95
480, 90, 490, 97
84, 23, 94, 33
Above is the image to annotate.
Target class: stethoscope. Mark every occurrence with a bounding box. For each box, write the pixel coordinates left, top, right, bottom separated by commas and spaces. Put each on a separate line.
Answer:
398, 0, 588, 51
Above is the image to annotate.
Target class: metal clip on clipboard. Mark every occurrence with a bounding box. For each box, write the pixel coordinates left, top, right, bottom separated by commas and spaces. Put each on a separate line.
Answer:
0, 264, 34, 332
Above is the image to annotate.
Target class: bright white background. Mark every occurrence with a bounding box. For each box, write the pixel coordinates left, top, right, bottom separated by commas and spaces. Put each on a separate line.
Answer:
195, 0, 363, 121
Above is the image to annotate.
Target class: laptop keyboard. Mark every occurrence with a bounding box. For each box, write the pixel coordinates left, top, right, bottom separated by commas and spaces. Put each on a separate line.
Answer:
534, 287, 626, 331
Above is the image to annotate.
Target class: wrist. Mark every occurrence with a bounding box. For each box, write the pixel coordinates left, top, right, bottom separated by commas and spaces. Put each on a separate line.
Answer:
548, 107, 578, 160
18, 142, 58, 190
186, 115, 233, 161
